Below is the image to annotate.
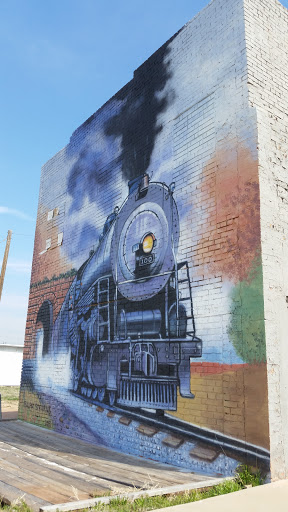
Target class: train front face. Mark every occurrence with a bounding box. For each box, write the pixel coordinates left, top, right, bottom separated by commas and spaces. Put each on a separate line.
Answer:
111, 175, 202, 410
111, 175, 179, 303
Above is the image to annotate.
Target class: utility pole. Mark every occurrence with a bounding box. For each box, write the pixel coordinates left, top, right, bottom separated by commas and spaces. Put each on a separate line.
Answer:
0, 230, 12, 301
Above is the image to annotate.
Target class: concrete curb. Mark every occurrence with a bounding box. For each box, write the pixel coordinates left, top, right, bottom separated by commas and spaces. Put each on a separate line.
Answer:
40, 476, 232, 512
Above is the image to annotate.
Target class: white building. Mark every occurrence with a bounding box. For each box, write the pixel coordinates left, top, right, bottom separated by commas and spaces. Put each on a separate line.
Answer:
0, 344, 23, 386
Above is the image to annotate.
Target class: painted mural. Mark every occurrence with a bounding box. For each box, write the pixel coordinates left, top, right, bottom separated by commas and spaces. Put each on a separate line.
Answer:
36, 174, 202, 412
19, 4, 270, 478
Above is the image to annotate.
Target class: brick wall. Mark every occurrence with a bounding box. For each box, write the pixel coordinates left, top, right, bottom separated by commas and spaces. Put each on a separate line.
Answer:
23, 276, 75, 361
19, 0, 272, 475
244, 0, 288, 479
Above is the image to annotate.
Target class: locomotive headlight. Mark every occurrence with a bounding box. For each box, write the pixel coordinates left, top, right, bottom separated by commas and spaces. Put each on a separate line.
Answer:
142, 233, 155, 254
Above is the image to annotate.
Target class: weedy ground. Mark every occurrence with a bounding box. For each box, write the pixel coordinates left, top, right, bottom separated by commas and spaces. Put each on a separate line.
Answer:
0, 386, 20, 402
0, 466, 265, 512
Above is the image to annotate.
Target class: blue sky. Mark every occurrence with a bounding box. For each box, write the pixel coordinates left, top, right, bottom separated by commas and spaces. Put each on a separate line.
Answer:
0, 0, 287, 345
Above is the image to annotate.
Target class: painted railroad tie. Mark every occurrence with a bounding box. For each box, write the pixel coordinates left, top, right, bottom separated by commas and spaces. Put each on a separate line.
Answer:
118, 416, 132, 426
190, 443, 220, 462
137, 424, 159, 437
162, 435, 184, 449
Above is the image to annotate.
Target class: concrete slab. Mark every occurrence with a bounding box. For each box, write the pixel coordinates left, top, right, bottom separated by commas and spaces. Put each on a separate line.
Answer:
151, 480, 288, 512
1, 410, 18, 420
1, 402, 18, 421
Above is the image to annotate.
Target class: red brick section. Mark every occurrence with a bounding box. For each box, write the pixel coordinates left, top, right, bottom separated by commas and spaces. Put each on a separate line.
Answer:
190, 362, 247, 374
191, 148, 261, 284
23, 276, 75, 360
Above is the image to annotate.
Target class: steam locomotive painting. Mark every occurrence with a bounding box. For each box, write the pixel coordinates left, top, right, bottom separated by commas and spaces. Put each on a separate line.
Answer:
37, 174, 202, 411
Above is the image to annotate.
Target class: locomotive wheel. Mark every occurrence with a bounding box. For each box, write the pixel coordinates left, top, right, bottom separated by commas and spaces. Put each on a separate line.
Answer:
73, 369, 81, 392
88, 346, 108, 388
108, 390, 116, 406
98, 387, 106, 402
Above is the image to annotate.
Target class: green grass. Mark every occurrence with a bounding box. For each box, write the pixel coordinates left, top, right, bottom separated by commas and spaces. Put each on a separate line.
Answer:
0, 466, 265, 512
92, 467, 264, 512
1, 502, 32, 512
0, 386, 20, 402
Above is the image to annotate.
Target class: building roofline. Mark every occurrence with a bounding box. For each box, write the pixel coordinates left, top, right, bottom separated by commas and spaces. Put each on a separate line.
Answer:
0, 344, 24, 349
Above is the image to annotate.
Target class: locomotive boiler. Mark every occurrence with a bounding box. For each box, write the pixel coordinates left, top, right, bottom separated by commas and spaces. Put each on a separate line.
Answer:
39, 174, 202, 411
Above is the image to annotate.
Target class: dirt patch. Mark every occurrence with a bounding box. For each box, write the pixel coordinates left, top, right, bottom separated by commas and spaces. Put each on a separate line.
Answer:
0, 386, 19, 412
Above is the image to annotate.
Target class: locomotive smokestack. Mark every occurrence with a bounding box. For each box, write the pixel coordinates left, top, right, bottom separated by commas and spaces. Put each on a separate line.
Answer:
141, 173, 149, 190
128, 174, 150, 195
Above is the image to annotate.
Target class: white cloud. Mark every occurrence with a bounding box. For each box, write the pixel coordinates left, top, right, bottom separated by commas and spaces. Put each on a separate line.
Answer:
0, 206, 34, 221
7, 261, 32, 273
0, 293, 29, 310
0, 293, 28, 345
